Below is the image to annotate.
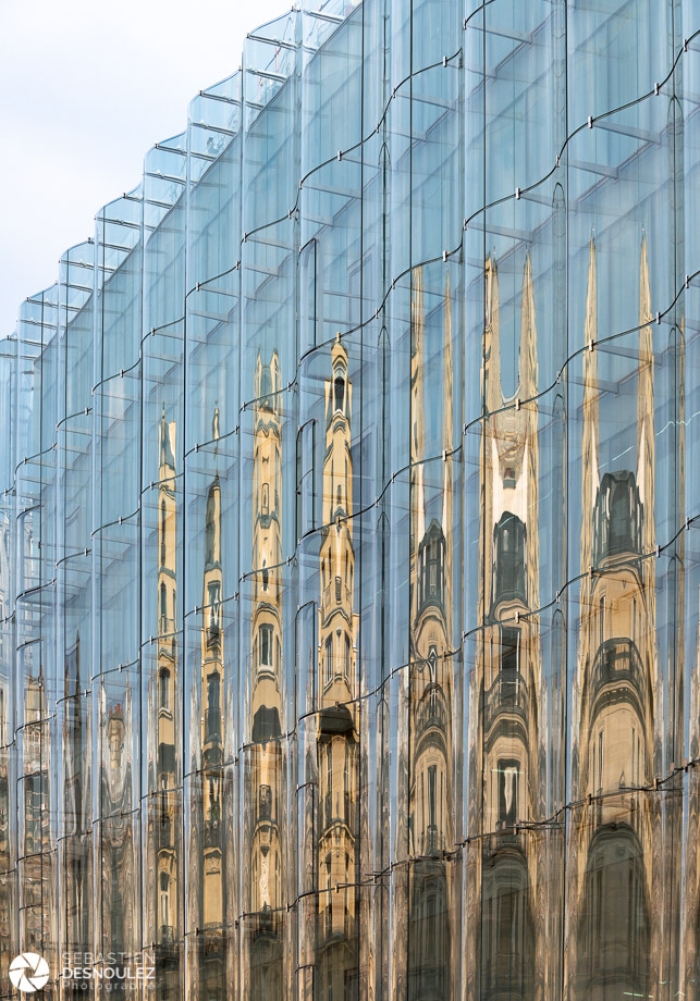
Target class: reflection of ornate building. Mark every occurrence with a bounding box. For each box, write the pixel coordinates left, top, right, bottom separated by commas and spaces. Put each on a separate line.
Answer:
196, 406, 225, 999
407, 270, 455, 1000
476, 255, 540, 1001
62, 633, 90, 960
316, 336, 359, 1000
569, 237, 655, 1001
152, 406, 180, 996
99, 679, 135, 971
247, 350, 285, 1000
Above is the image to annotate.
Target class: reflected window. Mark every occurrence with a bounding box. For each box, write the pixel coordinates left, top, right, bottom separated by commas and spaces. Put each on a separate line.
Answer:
160, 501, 167, 566
492, 512, 526, 606
496, 760, 519, 829
208, 581, 221, 635
577, 827, 650, 993
160, 582, 167, 625
205, 668, 221, 740
595, 471, 642, 559
159, 669, 170, 712
325, 636, 333, 684
418, 519, 445, 611
259, 624, 273, 670
261, 482, 270, 517
481, 855, 532, 1000
262, 561, 269, 592
344, 635, 351, 680
160, 872, 170, 931
334, 373, 345, 414
259, 783, 272, 821
206, 672, 220, 722
205, 490, 216, 565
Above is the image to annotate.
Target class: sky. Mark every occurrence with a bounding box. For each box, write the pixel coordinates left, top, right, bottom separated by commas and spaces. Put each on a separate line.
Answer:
0, 0, 288, 337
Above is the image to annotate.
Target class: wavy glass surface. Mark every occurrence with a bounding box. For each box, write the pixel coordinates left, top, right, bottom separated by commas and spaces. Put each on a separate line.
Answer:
1, 0, 700, 998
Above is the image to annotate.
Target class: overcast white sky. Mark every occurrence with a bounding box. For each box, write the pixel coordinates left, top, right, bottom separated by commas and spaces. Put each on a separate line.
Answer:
0, 0, 288, 336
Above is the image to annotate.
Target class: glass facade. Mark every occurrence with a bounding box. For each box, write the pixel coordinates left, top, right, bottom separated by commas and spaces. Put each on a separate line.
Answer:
1, 0, 700, 997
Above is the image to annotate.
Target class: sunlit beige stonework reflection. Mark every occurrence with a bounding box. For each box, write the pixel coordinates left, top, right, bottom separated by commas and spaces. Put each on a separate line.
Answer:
247, 350, 285, 999
315, 336, 360, 999
476, 254, 540, 1000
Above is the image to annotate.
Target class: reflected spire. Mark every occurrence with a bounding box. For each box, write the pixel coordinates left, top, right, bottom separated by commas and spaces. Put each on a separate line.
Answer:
520, 251, 540, 614
518, 252, 538, 403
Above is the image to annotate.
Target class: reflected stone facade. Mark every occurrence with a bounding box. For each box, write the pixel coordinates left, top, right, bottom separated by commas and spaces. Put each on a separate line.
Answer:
1, 0, 700, 999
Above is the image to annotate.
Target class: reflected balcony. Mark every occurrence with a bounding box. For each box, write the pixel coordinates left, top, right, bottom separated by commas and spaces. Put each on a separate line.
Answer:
253, 903, 282, 941
416, 687, 447, 736
590, 638, 645, 709
421, 823, 443, 857
484, 670, 529, 731
160, 924, 175, 946
322, 579, 353, 615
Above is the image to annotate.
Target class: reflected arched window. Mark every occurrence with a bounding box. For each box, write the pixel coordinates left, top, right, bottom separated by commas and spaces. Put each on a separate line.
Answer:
334, 373, 345, 414
481, 854, 533, 1000
159, 669, 170, 711
205, 672, 221, 740
259, 624, 273, 669
418, 519, 445, 612
160, 872, 170, 931
595, 471, 642, 559
324, 635, 333, 683
160, 501, 167, 566
493, 512, 526, 606
577, 827, 650, 995
205, 490, 216, 565
260, 364, 272, 402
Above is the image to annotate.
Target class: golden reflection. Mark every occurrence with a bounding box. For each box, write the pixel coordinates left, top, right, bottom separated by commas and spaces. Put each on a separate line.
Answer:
22, 669, 52, 960
569, 236, 655, 1001
62, 632, 90, 959
247, 350, 284, 1000
193, 404, 225, 999
477, 254, 539, 1001
406, 269, 455, 1000
315, 335, 359, 999
152, 405, 180, 997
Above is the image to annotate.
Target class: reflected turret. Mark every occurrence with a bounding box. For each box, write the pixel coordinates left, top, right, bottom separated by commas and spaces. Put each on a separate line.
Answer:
152, 405, 180, 996
407, 269, 455, 1001
477, 254, 540, 1001
315, 335, 359, 1000
571, 236, 655, 1001
247, 351, 284, 1000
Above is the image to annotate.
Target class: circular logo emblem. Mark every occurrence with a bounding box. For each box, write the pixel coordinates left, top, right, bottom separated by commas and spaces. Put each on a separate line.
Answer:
9, 954, 49, 993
